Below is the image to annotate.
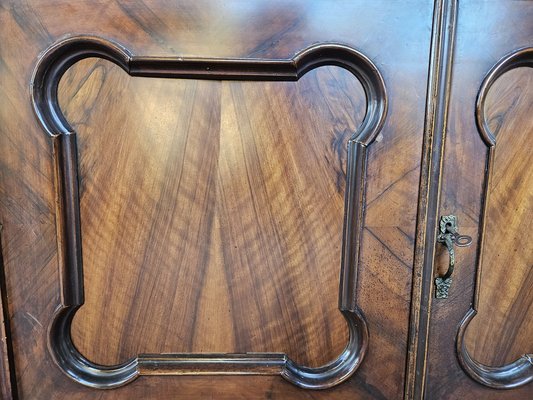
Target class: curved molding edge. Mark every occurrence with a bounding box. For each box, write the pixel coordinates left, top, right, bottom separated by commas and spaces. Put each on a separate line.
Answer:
457, 47, 533, 389
31, 35, 387, 389
457, 310, 533, 389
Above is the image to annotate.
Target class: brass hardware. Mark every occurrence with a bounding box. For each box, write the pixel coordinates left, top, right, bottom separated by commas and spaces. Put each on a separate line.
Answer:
435, 215, 472, 298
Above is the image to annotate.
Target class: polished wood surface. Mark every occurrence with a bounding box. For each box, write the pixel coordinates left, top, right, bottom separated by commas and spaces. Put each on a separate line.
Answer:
3, 0, 531, 398
0, 0, 433, 398
427, 1, 533, 398
64, 59, 358, 368
34, 36, 389, 389
467, 66, 532, 368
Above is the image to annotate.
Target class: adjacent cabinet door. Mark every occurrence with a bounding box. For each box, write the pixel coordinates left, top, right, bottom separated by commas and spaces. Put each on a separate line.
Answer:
425, 1, 533, 399
0, 1, 531, 399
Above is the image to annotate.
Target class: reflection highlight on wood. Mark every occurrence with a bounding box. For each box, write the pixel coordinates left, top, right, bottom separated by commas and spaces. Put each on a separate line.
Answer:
62, 59, 362, 366
457, 48, 533, 390
471, 67, 533, 366
0, 1, 434, 398
32, 36, 387, 389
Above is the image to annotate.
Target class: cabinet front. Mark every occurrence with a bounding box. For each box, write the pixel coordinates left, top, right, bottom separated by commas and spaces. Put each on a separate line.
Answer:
1, 1, 532, 399
0, 1, 432, 398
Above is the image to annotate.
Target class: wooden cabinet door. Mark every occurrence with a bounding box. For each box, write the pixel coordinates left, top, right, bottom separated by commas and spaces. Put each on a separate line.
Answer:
0, 1, 433, 398
423, 1, 533, 399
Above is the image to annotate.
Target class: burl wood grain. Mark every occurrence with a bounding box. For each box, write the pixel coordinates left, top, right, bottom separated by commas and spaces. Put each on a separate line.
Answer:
427, 1, 533, 398
0, 0, 432, 398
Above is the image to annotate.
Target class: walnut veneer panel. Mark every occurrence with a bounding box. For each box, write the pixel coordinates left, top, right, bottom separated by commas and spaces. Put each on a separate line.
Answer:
61, 59, 360, 368
0, 0, 432, 398
465, 67, 533, 368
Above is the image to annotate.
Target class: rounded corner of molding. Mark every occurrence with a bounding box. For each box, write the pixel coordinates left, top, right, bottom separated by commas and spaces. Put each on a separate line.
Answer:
456, 308, 533, 390
48, 306, 139, 389
280, 308, 368, 390
475, 47, 533, 147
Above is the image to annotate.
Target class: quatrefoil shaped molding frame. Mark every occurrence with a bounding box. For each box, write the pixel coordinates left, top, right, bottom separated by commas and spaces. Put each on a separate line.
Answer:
31, 35, 387, 390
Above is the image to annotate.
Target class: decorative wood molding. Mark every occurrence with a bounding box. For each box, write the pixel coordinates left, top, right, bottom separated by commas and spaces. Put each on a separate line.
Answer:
405, 0, 458, 398
31, 36, 387, 390
456, 46, 533, 390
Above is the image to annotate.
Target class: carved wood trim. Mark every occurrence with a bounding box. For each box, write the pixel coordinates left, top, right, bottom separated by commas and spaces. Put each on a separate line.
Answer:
31, 35, 387, 390
456, 46, 533, 390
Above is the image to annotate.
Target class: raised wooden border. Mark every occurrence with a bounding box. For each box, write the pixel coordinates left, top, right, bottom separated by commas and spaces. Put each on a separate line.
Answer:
30, 36, 387, 390
455, 46, 533, 390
